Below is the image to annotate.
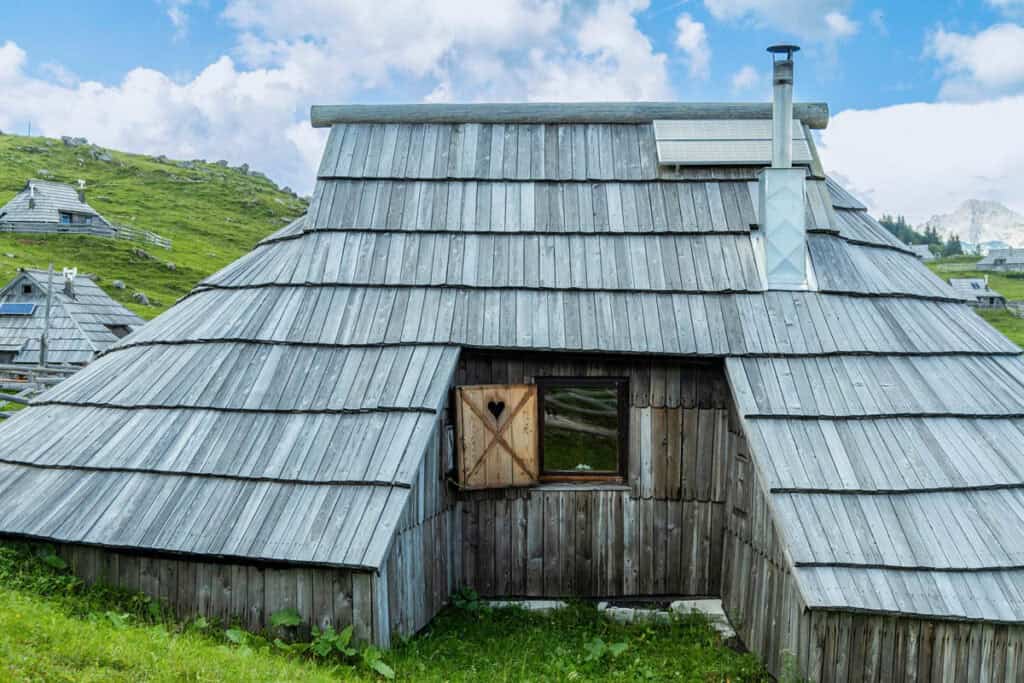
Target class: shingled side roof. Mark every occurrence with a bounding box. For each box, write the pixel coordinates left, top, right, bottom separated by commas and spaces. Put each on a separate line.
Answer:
0, 104, 1021, 626
0, 270, 143, 363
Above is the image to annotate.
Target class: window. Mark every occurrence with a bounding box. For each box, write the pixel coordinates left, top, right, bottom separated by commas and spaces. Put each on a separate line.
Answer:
21, 284, 32, 295
58, 212, 92, 225
0, 303, 36, 316
538, 377, 628, 479
104, 324, 132, 339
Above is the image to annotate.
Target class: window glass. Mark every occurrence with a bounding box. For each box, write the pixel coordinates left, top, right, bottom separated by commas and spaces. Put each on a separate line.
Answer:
539, 379, 625, 476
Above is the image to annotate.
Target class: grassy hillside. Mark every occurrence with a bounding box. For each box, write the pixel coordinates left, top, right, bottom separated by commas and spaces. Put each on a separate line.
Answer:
0, 134, 308, 318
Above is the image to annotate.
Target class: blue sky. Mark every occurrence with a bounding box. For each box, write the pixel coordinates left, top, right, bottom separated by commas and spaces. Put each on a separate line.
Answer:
2, 1, 1022, 221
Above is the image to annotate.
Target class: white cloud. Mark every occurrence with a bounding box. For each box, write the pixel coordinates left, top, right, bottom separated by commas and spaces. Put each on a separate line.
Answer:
0, 1, 676, 194
163, 0, 193, 41
675, 13, 711, 80
824, 11, 858, 39
730, 65, 759, 92
925, 23, 1024, 101
0, 41, 26, 82
702, 0, 856, 43
818, 96, 1024, 222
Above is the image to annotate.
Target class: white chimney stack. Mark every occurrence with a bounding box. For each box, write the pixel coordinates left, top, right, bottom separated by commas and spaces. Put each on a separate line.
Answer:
760, 44, 807, 290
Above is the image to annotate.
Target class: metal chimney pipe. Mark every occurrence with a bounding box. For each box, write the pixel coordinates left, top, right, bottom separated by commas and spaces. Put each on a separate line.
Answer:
768, 44, 799, 169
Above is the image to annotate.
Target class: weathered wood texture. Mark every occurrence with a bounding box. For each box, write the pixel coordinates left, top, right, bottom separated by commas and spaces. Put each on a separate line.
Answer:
311, 102, 831, 129
456, 384, 538, 488
720, 423, 806, 677
383, 411, 462, 639
719, 411, 1024, 682
457, 352, 736, 597
55, 544, 382, 643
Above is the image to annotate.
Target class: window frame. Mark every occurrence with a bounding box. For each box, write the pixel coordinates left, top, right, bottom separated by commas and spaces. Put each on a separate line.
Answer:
536, 376, 629, 482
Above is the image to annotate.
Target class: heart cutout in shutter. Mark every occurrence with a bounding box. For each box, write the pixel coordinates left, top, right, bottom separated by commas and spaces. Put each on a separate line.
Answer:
487, 400, 506, 420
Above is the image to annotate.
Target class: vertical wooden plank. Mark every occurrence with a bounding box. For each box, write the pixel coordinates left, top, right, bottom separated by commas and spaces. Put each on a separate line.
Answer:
559, 491, 575, 595
682, 408, 699, 500
543, 493, 561, 595
575, 492, 592, 596
373, 567, 391, 648
651, 407, 668, 499
622, 495, 638, 594
666, 407, 682, 500
312, 568, 335, 631
351, 572, 374, 644
526, 492, 545, 596
510, 494, 527, 595
245, 565, 265, 632
478, 497, 495, 596
493, 497, 510, 596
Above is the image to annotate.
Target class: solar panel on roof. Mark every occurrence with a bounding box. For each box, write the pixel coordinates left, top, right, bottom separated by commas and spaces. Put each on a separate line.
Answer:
0, 303, 37, 316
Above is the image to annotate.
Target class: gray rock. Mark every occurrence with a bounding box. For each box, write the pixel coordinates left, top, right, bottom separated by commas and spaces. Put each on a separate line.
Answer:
36, 169, 52, 177
215, 160, 228, 167
88, 147, 112, 162
175, 160, 196, 169
61, 136, 89, 147
282, 186, 294, 195
165, 262, 176, 271
236, 163, 250, 174
132, 292, 150, 306
112, 280, 126, 290
249, 170, 267, 180
3, 253, 15, 259
132, 247, 152, 260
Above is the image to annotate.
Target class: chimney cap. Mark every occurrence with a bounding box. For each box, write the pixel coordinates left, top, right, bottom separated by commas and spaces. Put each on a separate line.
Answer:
767, 44, 800, 60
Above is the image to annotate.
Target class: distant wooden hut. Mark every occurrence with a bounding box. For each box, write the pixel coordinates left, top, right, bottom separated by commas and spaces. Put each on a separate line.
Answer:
0, 179, 115, 236
0, 268, 143, 364
908, 243, 935, 261
0, 179, 170, 248
977, 247, 1024, 272
949, 277, 1007, 308
0, 51, 1023, 680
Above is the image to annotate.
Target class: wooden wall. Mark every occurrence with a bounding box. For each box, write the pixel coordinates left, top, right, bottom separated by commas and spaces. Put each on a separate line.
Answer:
383, 416, 462, 639
456, 352, 738, 598
55, 543, 383, 643
719, 429, 807, 677
718, 415, 1024, 682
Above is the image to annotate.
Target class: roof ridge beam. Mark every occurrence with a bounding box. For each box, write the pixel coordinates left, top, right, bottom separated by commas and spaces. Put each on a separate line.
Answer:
311, 102, 830, 128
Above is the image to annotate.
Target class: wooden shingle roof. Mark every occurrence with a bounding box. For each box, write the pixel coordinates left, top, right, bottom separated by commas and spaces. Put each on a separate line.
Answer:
0, 270, 143, 363
0, 179, 111, 227
0, 102, 1021, 628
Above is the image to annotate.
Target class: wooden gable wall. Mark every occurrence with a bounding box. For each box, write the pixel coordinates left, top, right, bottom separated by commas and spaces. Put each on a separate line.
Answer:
454, 351, 743, 598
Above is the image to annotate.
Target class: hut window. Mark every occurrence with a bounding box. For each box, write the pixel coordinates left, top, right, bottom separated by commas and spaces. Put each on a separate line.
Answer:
21, 284, 32, 295
537, 378, 628, 479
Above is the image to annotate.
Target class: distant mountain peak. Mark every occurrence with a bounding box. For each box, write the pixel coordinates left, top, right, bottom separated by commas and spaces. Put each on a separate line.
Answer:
920, 200, 1024, 248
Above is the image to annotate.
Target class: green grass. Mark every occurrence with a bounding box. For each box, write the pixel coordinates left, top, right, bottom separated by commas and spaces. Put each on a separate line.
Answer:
926, 256, 1024, 347
976, 309, 1024, 347
0, 543, 766, 681
0, 134, 307, 318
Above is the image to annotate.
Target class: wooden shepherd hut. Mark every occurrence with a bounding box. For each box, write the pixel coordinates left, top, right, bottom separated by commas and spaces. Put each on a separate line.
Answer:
0, 49, 1022, 680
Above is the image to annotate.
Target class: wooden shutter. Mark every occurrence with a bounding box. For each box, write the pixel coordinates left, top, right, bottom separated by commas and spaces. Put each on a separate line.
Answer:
456, 384, 538, 489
